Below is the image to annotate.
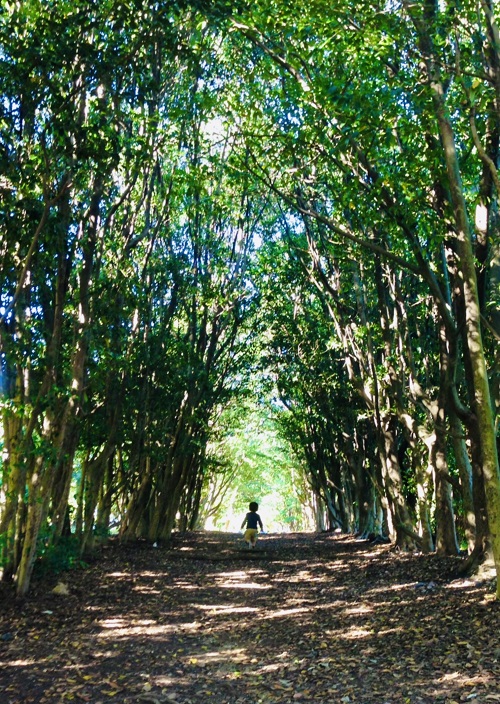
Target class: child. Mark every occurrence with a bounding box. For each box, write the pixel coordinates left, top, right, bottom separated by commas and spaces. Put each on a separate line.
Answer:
241, 501, 264, 549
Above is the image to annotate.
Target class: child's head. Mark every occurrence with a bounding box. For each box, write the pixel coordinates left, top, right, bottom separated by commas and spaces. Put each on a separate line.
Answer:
249, 501, 259, 512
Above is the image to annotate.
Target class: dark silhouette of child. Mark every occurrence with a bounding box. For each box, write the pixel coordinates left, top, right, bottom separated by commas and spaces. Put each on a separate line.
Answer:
241, 501, 264, 548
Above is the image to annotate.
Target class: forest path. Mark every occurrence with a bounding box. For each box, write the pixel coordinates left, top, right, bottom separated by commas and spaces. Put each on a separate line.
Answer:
1, 531, 499, 704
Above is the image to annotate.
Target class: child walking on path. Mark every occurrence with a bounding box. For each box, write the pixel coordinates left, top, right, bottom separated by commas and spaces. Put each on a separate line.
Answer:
241, 501, 264, 548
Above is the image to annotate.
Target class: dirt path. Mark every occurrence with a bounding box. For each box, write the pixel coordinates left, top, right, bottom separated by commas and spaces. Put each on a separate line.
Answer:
1, 531, 500, 704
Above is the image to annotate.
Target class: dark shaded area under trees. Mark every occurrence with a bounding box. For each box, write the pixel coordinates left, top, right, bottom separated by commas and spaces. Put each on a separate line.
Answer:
2, 0, 500, 599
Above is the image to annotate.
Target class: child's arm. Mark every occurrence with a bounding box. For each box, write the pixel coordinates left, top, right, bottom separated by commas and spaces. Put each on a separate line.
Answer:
258, 516, 263, 531
240, 515, 247, 529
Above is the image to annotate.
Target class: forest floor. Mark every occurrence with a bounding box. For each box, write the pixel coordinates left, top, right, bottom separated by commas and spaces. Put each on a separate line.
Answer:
1, 531, 500, 704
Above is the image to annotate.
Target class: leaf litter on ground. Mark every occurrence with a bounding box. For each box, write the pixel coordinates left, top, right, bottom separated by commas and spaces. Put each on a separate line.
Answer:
1, 531, 499, 704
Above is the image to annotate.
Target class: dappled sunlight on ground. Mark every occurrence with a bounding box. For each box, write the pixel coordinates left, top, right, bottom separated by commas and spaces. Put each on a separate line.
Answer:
263, 606, 312, 619
1, 531, 499, 704
193, 604, 259, 615
342, 603, 374, 615
216, 578, 271, 590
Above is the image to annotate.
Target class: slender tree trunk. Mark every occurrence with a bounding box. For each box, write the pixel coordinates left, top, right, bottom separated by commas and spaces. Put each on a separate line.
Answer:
432, 427, 459, 556
0, 370, 27, 578
120, 456, 153, 541
380, 416, 417, 550
95, 455, 116, 536
449, 410, 476, 553
433, 323, 460, 556
15, 450, 54, 596
415, 457, 434, 554
459, 415, 492, 574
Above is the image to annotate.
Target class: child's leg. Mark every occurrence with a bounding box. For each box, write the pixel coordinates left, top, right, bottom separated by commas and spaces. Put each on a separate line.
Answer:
249, 529, 258, 548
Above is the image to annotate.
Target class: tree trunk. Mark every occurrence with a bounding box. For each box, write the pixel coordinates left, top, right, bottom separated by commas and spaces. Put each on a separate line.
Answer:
15, 454, 53, 597
380, 416, 417, 550
120, 461, 153, 542
95, 455, 116, 537
449, 410, 476, 552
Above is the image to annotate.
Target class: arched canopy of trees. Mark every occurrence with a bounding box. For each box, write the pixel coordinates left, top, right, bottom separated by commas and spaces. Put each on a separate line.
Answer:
1, 0, 500, 597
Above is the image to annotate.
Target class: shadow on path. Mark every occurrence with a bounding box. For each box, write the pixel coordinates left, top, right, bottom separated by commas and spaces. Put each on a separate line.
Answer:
1, 531, 499, 704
